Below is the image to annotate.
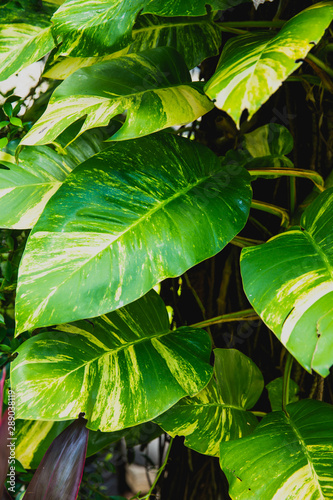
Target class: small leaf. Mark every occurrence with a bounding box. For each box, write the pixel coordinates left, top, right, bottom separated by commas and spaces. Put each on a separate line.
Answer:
0, 261, 12, 282
22, 417, 88, 500
0, 315, 4, 325
0, 137, 8, 149
3, 104, 12, 118
0, 122, 9, 129
0, 345, 12, 353
9, 117, 22, 127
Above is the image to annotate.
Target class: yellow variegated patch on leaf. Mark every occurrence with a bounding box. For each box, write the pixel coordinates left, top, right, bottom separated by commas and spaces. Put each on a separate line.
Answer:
155, 349, 263, 456
220, 399, 333, 499
21, 47, 213, 146
15, 133, 252, 333
11, 291, 213, 432
241, 188, 333, 377
0, 127, 107, 229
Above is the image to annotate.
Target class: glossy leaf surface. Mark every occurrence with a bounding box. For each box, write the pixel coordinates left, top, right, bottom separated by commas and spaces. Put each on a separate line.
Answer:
205, 2, 333, 126
156, 349, 263, 456
220, 399, 333, 499
12, 291, 213, 431
0, 4, 55, 81
241, 188, 333, 377
22, 47, 213, 146
15, 133, 252, 333
0, 128, 107, 229
45, 14, 221, 79
128, 14, 222, 70
51, 0, 246, 57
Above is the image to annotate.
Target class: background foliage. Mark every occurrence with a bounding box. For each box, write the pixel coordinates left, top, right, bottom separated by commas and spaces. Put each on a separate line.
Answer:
1, 0, 333, 498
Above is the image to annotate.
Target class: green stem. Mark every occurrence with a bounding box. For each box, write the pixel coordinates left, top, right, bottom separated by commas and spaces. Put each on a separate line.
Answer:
282, 353, 293, 415
230, 235, 265, 248
248, 167, 325, 191
251, 411, 267, 417
251, 200, 290, 228
217, 20, 285, 28
306, 53, 333, 80
289, 177, 296, 215
190, 309, 258, 329
140, 437, 174, 500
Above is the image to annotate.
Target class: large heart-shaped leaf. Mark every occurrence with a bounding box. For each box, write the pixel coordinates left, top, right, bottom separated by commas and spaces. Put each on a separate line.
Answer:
11, 291, 213, 431
205, 2, 333, 126
155, 349, 263, 456
21, 47, 213, 147
241, 188, 333, 377
51, 0, 246, 57
45, 14, 221, 79
0, 127, 107, 229
128, 14, 221, 70
15, 133, 252, 333
220, 399, 333, 499
0, 4, 55, 82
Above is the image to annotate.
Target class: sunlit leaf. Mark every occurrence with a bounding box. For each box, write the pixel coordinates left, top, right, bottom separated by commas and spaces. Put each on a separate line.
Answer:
21, 47, 213, 146
241, 188, 333, 377
205, 2, 333, 126
12, 291, 213, 431
156, 349, 263, 456
15, 133, 252, 333
220, 399, 333, 499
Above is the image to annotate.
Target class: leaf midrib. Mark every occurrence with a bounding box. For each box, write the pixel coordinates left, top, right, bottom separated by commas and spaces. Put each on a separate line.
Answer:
42, 327, 172, 383
29, 171, 215, 310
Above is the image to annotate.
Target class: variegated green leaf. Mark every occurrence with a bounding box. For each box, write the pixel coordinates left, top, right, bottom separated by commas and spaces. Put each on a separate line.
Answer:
0, 3, 56, 82
220, 399, 333, 499
0, 25, 54, 82
45, 14, 221, 79
128, 14, 221, 70
241, 188, 333, 377
21, 47, 213, 147
15, 420, 71, 469
11, 291, 213, 431
0, 127, 107, 229
205, 2, 333, 126
15, 133, 252, 333
15, 419, 128, 469
155, 349, 263, 456
51, 0, 246, 58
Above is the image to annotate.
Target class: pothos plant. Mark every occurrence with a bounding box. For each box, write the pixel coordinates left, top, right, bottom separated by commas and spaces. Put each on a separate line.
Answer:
1, 0, 333, 498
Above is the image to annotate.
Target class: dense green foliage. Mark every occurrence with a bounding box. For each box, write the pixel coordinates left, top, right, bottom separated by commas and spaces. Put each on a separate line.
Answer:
1, 0, 333, 498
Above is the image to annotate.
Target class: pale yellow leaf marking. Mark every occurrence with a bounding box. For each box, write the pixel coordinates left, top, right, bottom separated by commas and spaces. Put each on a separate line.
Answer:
280, 282, 333, 344
16, 421, 55, 468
